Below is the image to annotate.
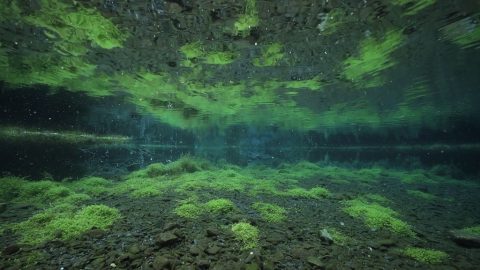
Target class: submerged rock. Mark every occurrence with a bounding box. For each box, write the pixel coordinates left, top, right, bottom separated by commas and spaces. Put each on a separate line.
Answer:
307, 256, 326, 268
450, 229, 480, 248
155, 232, 180, 247
2, 244, 20, 255
320, 229, 333, 244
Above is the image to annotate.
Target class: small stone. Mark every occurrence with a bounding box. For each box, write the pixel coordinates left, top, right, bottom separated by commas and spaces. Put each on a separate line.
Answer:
205, 245, 221, 255
378, 239, 396, 247
206, 227, 220, 237
152, 255, 172, 270
156, 232, 179, 247
307, 256, 325, 268
110, 263, 117, 268
2, 244, 20, 255
0, 202, 7, 213
189, 245, 203, 256
86, 229, 105, 238
163, 222, 180, 231
320, 229, 333, 244
128, 244, 141, 254
196, 259, 210, 268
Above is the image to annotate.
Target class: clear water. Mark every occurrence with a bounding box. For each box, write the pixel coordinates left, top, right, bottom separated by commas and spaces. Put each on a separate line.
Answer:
0, 0, 479, 269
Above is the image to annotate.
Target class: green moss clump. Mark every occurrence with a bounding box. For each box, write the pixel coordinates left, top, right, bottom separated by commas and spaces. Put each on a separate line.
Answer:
342, 29, 405, 88
407, 190, 437, 200
68, 176, 113, 196
343, 198, 415, 237
233, 0, 259, 37
0, 176, 27, 201
129, 156, 209, 179
205, 198, 236, 214
402, 247, 448, 264
180, 41, 204, 59
283, 186, 330, 199
252, 202, 287, 222
203, 51, 238, 65
114, 177, 166, 198
253, 43, 284, 67
13, 204, 120, 245
231, 222, 259, 250
458, 225, 480, 235
440, 13, 480, 49
173, 203, 202, 219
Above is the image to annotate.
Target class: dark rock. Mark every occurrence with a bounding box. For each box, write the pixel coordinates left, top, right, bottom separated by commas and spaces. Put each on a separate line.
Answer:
206, 227, 220, 237
320, 229, 333, 245
156, 232, 179, 247
307, 256, 325, 269
189, 245, 203, 256
245, 263, 260, 270
196, 259, 210, 268
2, 244, 20, 255
163, 222, 181, 231
128, 244, 141, 254
152, 255, 172, 270
85, 228, 105, 238
378, 239, 396, 247
205, 245, 221, 255
450, 229, 480, 248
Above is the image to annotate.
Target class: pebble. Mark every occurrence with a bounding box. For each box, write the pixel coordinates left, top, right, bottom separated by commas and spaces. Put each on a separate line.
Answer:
155, 232, 179, 247
2, 244, 20, 255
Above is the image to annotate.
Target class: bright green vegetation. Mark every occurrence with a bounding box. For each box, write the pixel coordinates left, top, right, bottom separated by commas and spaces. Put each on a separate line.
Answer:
231, 222, 260, 250
252, 202, 287, 222
173, 198, 236, 218
440, 13, 480, 49
253, 43, 284, 67
205, 198, 236, 214
283, 187, 330, 199
0, 177, 91, 206
173, 202, 203, 219
457, 225, 480, 235
67, 177, 114, 196
407, 190, 437, 200
283, 77, 323, 91
25, 0, 126, 50
342, 29, 405, 88
391, 0, 436, 16
179, 42, 237, 65
402, 247, 448, 264
12, 204, 120, 245
0, 0, 21, 22
232, 0, 259, 37
343, 198, 415, 237
0, 126, 129, 144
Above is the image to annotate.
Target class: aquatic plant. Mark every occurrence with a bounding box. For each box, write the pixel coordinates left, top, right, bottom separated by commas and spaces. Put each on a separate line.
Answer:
205, 198, 236, 214
233, 0, 259, 37
317, 8, 349, 35
440, 13, 480, 49
252, 202, 287, 223
67, 176, 114, 196
13, 204, 120, 245
391, 0, 436, 16
114, 177, 167, 198
203, 51, 238, 65
402, 247, 448, 264
253, 43, 284, 67
0, 176, 27, 202
342, 29, 405, 88
231, 222, 260, 250
283, 187, 330, 199
283, 77, 323, 91
173, 202, 203, 219
343, 198, 415, 237
456, 225, 480, 236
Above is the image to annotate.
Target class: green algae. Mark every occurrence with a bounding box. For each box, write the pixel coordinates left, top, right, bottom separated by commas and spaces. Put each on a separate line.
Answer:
233, 0, 259, 37
283, 187, 330, 199
205, 198, 236, 214
343, 198, 415, 237
440, 14, 480, 49
252, 202, 287, 223
391, 0, 436, 16
253, 43, 284, 67
231, 222, 259, 250
342, 29, 405, 88
12, 204, 120, 245
317, 8, 349, 35
174, 202, 203, 219
203, 51, 238, 65
402, 247, 448, 264
25, 0, 126, 50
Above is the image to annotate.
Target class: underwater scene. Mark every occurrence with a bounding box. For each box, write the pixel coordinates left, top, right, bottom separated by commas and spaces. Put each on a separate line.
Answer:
1, 0, 480, 269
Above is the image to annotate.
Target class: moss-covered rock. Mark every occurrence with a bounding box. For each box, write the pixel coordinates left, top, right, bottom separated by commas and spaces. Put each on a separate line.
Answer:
231, 222, 259, 250
402, 247, 448, 264
252, 202, 287, 223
